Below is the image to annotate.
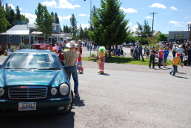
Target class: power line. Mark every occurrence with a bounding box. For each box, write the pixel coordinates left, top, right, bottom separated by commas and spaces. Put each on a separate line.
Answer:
150, 12, 158, 34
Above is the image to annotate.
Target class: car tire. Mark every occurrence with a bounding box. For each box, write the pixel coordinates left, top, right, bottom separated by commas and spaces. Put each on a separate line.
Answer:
59, 91, 73, 115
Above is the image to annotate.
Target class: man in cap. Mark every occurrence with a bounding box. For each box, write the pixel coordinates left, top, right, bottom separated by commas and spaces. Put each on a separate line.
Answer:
63, 41, 80, 98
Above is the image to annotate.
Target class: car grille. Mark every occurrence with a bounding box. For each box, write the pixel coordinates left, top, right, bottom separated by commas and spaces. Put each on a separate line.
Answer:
8, 86, 48, 100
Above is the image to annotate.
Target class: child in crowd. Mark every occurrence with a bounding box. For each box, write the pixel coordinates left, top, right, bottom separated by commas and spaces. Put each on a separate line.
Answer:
170, 53, 183, 76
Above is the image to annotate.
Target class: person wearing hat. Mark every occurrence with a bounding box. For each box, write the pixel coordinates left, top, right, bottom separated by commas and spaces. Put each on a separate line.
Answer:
63, 41, 80, 98
170, 53, 183, 76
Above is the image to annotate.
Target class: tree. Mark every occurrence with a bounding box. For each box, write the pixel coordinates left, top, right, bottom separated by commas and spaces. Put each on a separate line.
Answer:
70, 14, 77, 38
35, 3, 52, 36
51, 12, 55, 23
55, 13, 59, 24
157, 33, 167, 41
90, 0, 128, 52
63, 25, 72, 33
15, 6, 21, 23
136, 20, 152, 38
0, 6, 9, 32
5, 4, 15, 28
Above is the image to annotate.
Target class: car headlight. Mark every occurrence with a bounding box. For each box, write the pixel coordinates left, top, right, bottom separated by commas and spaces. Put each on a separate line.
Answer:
59, 83, 69, 96
51, 88, 58, 96
0, 88, 5, 97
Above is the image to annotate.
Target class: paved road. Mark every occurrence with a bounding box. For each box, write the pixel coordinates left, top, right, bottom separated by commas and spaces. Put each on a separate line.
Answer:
0, 57, 191, 128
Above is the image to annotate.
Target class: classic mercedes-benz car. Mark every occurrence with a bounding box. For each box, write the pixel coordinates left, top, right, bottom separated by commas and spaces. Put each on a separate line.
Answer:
0, 49, 73, 113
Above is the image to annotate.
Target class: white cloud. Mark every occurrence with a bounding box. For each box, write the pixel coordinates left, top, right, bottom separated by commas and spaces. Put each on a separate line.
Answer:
145, 16, 152, 19
128, 22, 138, 32
79, 13, 88, 17
130, 24, 138, 32
169, 20, 180, 25
150, 3, 167, 9
59, 0, 81, 9
41, 0, 57, 8
121, 7, 138, 14
22, 13, 36, 24
170, 6, 177, 11
79, 24, 90, 29
8, 3, 16, 10
41, 0, 80, 9
187, 21, 191, 24
58, 15, 71, 21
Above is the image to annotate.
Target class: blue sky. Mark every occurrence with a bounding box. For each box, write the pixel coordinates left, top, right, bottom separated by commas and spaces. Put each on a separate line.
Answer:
5, 0, 191, 34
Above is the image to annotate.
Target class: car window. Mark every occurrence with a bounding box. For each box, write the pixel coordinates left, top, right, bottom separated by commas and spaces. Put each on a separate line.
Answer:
4, 53, 61, 69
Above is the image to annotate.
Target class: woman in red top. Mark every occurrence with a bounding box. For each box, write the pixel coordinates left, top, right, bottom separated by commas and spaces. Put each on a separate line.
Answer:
158, 48, 164, 68
76, 45, 84, 74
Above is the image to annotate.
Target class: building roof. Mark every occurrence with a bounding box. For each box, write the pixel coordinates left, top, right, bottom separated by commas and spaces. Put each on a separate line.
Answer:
0, 24, 37, 35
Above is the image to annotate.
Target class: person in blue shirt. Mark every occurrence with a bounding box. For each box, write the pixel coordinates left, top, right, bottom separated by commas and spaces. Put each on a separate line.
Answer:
163, 47, 169, 67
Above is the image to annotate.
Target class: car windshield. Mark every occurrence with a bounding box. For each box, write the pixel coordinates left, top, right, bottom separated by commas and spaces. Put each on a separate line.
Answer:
4, 53, 61, 69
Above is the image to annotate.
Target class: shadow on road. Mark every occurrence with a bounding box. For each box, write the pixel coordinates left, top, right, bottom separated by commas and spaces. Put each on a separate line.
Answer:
0, 112, 75, 128
98, 73, 110, 76
73, 98, 85, 107
177, 72, 187, 75
175, 75, 188, 79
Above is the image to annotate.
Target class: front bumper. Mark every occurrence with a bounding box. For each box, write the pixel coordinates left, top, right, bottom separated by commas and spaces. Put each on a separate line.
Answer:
0, 97, 72, 112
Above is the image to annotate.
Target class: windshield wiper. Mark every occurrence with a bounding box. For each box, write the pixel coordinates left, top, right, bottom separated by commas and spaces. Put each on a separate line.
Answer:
4, 68, 26, 69
38, 68, 60, 70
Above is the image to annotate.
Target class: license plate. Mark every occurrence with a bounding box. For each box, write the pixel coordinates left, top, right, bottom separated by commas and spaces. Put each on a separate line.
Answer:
18, 102, 36, 111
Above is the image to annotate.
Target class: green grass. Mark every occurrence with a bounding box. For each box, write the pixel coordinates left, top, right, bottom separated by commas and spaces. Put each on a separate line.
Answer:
83, 56, 172, 66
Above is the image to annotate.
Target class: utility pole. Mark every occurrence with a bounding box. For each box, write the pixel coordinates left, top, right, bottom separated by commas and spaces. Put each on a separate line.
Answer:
84, 0, 92, 56
150, 12, 157, 35
188, 24, 191, 41
83, 0, 92, 26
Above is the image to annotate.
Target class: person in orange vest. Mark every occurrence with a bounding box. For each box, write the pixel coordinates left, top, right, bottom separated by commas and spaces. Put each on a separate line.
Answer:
170, 53, 183, 76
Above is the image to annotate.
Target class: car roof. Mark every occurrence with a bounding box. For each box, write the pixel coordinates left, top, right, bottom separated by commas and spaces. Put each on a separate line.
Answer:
15, 49, 55, 55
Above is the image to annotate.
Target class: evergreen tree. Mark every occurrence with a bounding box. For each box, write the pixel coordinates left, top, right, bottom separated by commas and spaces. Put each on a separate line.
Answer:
70, 14, 77, 38
35, 3, 53, 36
0, 6, 9, 32
90, 0, 128, 52
5, 4, 15, 28
136, 20, 152, 38
51, 12, 55, 23
16, 6, 21, 22
55, 13, 59, 24
79, 26, 84, 39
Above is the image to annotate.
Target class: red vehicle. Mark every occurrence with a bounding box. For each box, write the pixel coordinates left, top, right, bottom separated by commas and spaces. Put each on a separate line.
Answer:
32, 43, 51, 50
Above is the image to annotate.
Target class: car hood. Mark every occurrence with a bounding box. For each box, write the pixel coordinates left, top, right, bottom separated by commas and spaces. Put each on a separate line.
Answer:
0, 69, 68, 87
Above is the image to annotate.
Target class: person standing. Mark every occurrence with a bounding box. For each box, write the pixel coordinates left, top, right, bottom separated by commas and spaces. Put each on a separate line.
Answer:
63, 41, 80, 98
97, 46, 106, 74
172, 44, 177, 58
138, 45, 144, 61
149, 47, 156, 69
76, 43, 84, 74
188, 46, 191, 66
158, 48, 164, 68
170, 53, 183, 76
163, 47, 169, 67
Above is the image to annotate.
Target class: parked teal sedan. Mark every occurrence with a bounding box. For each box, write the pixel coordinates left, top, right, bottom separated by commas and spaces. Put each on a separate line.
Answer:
0, 49, 73, 113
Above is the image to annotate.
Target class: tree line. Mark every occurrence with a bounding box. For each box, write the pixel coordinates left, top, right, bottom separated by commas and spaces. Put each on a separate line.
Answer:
1, 1, 167, 46
0, 3, 29, 32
